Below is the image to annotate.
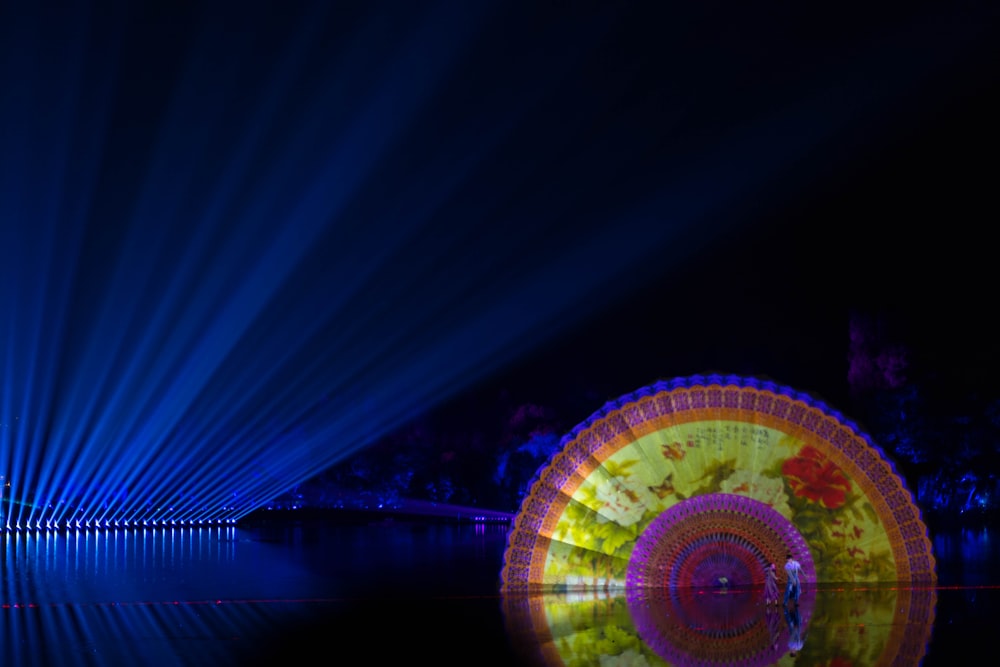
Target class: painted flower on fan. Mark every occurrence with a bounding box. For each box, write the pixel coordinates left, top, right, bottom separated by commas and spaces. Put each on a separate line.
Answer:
660, 441, 686, 460
719, 470, 791, 515
781, 445, 851, 509
594, 484, 649, 527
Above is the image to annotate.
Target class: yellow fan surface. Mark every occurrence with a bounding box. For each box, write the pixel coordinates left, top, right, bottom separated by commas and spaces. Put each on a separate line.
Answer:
500, 375, 936, 591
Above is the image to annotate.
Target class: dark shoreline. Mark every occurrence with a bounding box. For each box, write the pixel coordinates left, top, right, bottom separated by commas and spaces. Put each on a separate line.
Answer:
237, 505, 515, 527
239, 504, 1000, 530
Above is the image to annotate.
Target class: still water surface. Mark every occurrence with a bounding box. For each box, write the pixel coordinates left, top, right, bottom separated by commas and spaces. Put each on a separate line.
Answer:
0, 518, 993, 665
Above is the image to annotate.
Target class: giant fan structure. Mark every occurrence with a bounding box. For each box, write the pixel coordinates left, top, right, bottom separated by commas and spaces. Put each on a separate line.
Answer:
500, 374, 936, 591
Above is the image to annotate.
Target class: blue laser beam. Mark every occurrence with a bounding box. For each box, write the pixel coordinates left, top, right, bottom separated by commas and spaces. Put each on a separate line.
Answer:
0, 1, 994, 529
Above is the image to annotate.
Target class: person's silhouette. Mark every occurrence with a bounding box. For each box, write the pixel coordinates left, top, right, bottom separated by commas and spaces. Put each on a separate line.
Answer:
764, 561, 779, 605
783, 553, 803, 605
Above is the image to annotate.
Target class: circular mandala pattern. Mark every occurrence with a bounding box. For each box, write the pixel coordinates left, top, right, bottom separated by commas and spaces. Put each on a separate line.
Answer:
627, 493, 813, 590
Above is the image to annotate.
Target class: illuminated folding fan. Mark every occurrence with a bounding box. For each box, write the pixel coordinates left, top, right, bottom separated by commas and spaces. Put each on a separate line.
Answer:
500, 374, 936, 592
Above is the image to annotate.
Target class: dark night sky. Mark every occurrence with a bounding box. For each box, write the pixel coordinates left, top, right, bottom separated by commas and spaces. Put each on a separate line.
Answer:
428, 2, 1000, 428
89, 0, 1000, 433
3, 1, 1000, 497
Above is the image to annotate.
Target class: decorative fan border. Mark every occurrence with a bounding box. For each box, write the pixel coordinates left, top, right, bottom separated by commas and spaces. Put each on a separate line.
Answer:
500, 373, 936, 591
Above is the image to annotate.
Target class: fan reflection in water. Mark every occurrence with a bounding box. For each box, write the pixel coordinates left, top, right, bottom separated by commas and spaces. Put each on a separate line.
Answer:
502, 584, 937, 666
0, 520, 991, 666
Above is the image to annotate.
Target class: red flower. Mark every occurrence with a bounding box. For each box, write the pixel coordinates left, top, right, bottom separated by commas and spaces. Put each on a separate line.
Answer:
781, 446, 851, 509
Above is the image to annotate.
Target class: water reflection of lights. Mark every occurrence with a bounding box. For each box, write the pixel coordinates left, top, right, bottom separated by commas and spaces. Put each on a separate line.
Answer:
0, 596, 343, 666
502, 585, 937, 666
628, 587, 814, 666
0, 519, 237, 533
2, 526, 238, 581
0, 526, 346, 665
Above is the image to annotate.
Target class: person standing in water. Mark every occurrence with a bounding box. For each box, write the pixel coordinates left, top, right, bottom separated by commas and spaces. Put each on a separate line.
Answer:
783, 553, 803, 606
764, 561, 779, 605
